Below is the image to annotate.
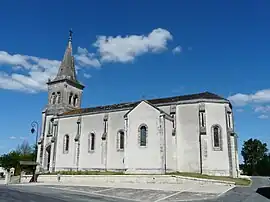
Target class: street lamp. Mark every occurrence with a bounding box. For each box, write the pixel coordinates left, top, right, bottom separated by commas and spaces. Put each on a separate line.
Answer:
30, 121, 39, 182
30, 121, 39, 161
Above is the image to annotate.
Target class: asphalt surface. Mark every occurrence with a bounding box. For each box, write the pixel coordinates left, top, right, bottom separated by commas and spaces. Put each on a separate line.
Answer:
0, 185, 129, 202
201, 176, 270, 202
0, 177, 269, 202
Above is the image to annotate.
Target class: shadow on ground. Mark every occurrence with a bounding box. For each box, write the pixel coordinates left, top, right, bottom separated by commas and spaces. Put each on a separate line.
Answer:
256, 187, 270, 199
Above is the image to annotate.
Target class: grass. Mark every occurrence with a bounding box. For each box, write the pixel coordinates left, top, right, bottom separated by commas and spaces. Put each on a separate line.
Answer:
166, 172, 251, 186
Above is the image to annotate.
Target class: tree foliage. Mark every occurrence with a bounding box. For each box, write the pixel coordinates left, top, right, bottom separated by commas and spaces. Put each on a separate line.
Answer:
16, 141, 32, 156
241, 138, 270, 176
0, 141, 36, 175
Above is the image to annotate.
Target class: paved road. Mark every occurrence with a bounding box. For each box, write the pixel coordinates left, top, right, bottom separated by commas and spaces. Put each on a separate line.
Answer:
0, 177, 269, 201
0, 185, 130, 202
201, 176, 270, 202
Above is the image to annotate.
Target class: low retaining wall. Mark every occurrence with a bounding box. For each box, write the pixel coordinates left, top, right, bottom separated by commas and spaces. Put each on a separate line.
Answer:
21, 174, 235, 186
239, 175, 251, 180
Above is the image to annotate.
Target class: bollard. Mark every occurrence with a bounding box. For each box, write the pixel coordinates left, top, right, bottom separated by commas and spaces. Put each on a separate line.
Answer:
4, 171, 10, 185
57, 173, 61, 182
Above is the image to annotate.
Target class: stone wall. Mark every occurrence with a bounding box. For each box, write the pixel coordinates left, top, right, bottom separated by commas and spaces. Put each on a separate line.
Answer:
20, 174, 235, 186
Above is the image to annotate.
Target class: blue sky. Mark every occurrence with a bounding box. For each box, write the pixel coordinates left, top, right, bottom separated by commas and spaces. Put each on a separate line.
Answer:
0, 0, 270, 160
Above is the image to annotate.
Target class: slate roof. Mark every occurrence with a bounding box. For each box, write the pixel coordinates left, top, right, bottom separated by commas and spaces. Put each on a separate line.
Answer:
51, 30, 80, 85
61, 91, 228, 116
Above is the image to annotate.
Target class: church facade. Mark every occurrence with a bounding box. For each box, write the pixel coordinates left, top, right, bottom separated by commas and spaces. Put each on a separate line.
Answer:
36, 32, 240, 178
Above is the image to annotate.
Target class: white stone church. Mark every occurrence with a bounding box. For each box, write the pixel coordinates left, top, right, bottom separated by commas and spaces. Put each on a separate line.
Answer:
37, 31, 240, 178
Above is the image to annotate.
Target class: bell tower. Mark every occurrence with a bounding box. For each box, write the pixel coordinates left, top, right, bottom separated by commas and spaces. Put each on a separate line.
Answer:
46, 30, 84, 115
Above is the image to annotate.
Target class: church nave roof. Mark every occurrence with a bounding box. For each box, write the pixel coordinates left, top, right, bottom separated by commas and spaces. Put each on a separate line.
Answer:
61, 91, 228, 116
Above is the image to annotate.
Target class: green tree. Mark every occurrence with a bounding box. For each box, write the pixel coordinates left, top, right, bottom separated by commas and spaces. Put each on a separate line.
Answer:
256, 154, 270, 176
0, 151, 20, 171
0, 141, 36, 175
241, 138, 268, 175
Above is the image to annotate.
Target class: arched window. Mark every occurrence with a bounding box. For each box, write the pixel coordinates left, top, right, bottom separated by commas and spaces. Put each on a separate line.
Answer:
212, 125, 222, 150
73, 95, 78, 107
120, 131, 124, 149
63, 135, 69, 153
57, 92, 61, 104
69, 93, 73, 105
88, 133, 95, 152
48, 118, 54, 134
51, 92, 56, 104
50, 93, 54, 104
139, 124, 147, 147
117, 130, 124, 150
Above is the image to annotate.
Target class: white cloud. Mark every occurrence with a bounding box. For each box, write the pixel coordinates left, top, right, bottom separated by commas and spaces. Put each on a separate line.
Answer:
254, 105, 270, 113
172, 46, 182, 54
9, 136, 16, 140
74, 47, 101, 68
236, 108, 244, 112
19, 136, 28, 140
93, 28, 173, 63
0, 28, 175, 93
228, 93, 249, 106
258, 114, 268, 119
83, 73, 91, 79
228, 89, 270, 106
0, 51, 32, 69
0, 51, 60, 93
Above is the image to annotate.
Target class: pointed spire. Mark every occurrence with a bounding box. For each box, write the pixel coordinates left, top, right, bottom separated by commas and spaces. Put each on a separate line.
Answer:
68, 29, 73, 48
53, 29, 77, 82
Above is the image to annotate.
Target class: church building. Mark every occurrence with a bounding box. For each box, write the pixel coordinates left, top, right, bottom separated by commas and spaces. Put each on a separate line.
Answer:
36, 31, 240, 178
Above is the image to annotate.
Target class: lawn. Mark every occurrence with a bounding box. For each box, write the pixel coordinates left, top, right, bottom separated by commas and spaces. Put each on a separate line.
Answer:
167, 172, 251, 186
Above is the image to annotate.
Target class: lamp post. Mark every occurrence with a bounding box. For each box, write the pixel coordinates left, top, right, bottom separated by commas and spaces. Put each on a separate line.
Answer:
30, 121, 39, 182
31, 121, 39, 161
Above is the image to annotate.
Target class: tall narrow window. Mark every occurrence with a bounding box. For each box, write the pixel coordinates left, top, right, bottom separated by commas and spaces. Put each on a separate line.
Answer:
52, 92, 56, 104
213, 127, 219, 147
139, 124, 147, 147
212, 125, 222, 150
117, 130, 124, 150
88, 133, 95, 151
120, 131, 124, 149
227, 112, 232, 128
50, 93, 55, 104
199, 111, 206, 127
57, 92, 61, 104
73, 95, 78, 107
104, 118, 107, 133
69, 93, 73, 105
48, 121, 51, 134
63, 135, 69, 153
49, 119, 53, 134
